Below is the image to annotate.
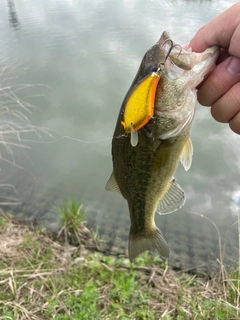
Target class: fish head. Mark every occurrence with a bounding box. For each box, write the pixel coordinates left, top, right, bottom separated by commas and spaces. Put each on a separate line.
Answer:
158, 31, 220, 92
119, 41, 167, 146
151, 31, 219, 140
129, 42, 166, 90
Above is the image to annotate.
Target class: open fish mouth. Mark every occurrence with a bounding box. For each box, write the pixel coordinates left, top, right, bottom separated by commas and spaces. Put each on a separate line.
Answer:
158, 32, 219, 76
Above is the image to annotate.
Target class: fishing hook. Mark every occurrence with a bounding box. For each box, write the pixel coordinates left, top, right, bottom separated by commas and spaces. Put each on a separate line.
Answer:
157, 39, 182, 72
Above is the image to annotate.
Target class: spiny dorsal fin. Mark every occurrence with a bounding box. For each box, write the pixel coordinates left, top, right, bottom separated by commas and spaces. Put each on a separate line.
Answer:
180, 137, 193, 171
157, 179, 185, 215
105, 172, 121, 194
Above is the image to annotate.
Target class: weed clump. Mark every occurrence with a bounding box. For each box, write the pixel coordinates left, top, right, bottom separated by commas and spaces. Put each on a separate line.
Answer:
58, 199, 90, 246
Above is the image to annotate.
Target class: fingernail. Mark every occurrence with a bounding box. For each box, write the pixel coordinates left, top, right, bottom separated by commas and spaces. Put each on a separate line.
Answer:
227, 56, 240, 75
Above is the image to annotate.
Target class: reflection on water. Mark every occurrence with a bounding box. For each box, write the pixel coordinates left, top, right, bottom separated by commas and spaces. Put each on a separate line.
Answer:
0, 0, 239, 271
7, 0, 20, 29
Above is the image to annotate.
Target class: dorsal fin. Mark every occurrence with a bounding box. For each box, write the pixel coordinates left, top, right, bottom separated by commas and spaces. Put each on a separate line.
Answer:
105, 172, 121, 194
180, 137, 193, 171
157, 179, 185, 215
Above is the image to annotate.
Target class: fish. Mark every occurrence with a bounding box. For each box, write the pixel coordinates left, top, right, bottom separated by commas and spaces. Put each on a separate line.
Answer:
106, 31, 219, 262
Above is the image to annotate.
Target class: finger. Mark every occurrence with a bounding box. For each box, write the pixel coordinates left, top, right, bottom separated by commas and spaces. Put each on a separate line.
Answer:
197, 56, 240, 106
189, 3, 240, 53
229, 111, 240, 134
211, 81, 240, 124
217, 48, 230, 64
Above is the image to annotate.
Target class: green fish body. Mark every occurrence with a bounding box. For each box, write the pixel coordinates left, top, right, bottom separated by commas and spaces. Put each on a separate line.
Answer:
106, 31, 219, 262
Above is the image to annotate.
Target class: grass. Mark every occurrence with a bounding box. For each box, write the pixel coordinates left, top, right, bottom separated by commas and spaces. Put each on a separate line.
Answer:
0, 209, 240, 320
58, 199, 86, 246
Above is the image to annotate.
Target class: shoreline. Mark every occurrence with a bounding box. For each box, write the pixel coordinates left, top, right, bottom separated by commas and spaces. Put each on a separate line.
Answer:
1, 212, 239, 319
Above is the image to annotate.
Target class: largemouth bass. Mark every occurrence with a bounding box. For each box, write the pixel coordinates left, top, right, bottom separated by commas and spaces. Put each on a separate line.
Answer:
106, 31, 219, 262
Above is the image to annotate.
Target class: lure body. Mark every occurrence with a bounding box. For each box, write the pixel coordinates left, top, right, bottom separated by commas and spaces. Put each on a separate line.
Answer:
121, 72, 160, 134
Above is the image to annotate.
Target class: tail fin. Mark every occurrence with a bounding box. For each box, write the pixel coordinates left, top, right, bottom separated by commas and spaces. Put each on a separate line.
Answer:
128, 227, 170, 262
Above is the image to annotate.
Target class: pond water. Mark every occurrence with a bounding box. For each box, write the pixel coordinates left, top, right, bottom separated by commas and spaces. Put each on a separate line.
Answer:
0, 0, 239, 272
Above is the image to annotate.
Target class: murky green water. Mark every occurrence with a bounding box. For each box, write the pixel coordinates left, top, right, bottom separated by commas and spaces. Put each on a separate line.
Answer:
0, 0, 239, 272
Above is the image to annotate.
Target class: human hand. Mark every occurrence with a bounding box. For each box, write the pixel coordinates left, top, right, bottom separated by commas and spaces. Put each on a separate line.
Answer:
189, 3, 240, 134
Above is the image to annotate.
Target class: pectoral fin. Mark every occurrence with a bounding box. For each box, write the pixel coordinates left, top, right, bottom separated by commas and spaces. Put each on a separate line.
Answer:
180, 137, 193, 171
157, 179, 185, 214
159, 107, 195, 140
105, 172, 121, 194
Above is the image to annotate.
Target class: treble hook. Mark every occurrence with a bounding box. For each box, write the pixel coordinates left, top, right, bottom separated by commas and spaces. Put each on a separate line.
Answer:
163, 39, 174, 62
157, 39, 182, 72
163, 39, 182, 61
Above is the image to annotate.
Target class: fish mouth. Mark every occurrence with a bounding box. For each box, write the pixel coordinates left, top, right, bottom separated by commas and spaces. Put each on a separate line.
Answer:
157, 31, 219, 73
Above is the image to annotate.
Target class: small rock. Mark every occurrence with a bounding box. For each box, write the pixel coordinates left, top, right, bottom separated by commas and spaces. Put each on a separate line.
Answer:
74, 257, 85, 266
62, 252, 72, 262
111, 246, 119, 254
123, 258, 129, 265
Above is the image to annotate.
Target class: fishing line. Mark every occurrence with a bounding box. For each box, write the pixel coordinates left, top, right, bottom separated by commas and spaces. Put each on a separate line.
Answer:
20, 133, 128, 145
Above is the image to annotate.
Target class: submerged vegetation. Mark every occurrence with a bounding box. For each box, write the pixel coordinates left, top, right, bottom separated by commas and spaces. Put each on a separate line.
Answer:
0, 64, 51, 207
0, 207, 239, 320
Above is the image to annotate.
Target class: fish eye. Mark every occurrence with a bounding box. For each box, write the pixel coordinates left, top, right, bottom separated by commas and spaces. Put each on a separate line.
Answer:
146, 65, 158, 75
151, 66, 158, 72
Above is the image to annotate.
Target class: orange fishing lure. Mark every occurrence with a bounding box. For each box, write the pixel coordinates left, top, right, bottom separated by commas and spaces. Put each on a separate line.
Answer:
121, 72, 160, 134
